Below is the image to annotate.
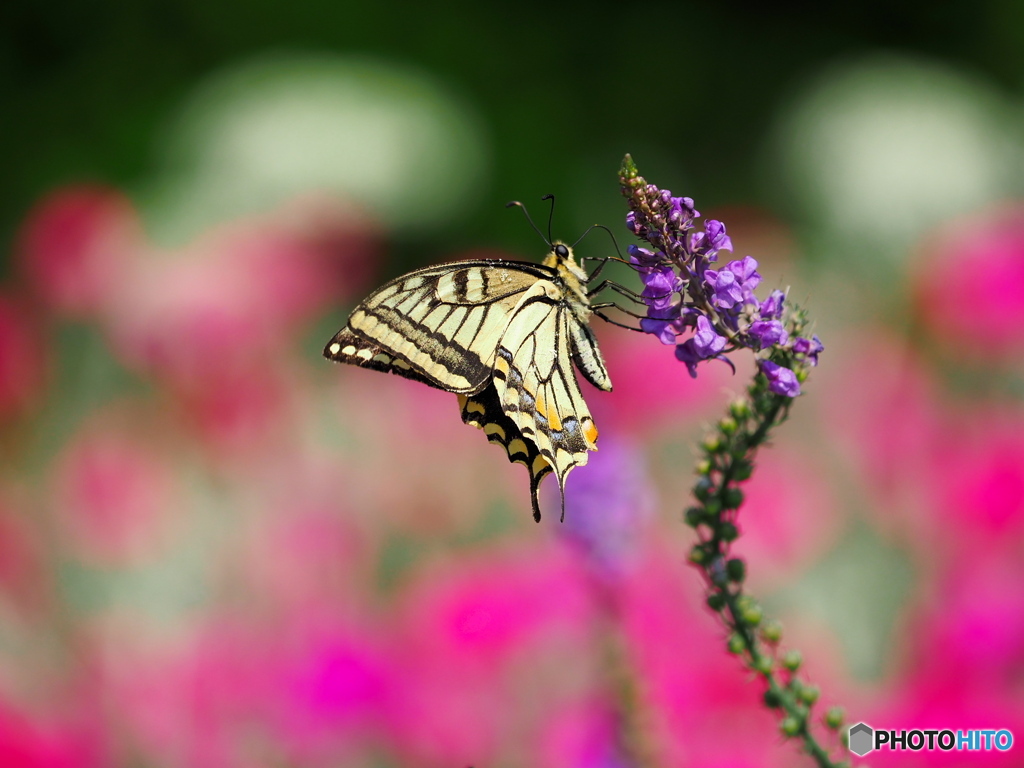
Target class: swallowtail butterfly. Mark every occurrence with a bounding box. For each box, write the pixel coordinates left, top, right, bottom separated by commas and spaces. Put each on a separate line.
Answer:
323, 238, 613, 522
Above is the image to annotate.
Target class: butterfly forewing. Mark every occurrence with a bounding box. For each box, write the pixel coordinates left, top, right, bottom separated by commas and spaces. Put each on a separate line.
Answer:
324, 261, 552, 394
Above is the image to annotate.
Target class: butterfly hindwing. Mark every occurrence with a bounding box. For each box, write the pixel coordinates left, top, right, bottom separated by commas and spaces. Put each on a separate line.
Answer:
491, 300, 600, 521
459, 385, 552, 522
324, 261, 553, 394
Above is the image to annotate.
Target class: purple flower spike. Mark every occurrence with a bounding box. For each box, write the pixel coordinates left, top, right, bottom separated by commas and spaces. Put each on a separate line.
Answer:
619, 156, 821, 386
759, 360, 800, 397
793, 334, 825, 366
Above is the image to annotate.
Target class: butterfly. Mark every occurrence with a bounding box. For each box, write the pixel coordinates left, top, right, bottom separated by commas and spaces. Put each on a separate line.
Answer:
323, 205, 629, 522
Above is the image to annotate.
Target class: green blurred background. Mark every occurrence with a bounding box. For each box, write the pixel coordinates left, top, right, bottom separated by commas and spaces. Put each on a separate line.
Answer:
8, 1, 1024, 264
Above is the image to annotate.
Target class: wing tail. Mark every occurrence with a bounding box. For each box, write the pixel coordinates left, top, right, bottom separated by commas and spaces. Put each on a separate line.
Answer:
459, 387, 553, 522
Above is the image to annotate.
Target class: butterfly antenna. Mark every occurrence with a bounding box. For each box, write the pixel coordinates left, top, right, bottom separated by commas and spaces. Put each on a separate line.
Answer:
541, 193, 556, 244
506, 200, 550, 247
591, 223, 627, 261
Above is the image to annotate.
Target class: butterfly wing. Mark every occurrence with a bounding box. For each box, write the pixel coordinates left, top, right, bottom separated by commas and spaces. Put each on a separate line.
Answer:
324, 261, 554, 394
491, 299, 601, 521
459, 385, 553, 522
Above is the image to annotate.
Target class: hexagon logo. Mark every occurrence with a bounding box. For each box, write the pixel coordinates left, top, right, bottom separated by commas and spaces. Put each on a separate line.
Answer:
849, 722, 874, 757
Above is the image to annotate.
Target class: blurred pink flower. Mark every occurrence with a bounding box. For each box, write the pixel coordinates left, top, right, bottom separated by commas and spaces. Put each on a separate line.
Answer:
16, 186, 140, 318
0, 494, 47, 613
910, 552, 1024, 694
271, 620, 399, 765
107, 199, 379, 389
327, 373, 517, 529
240, 496, 368, 613
0, 295, 45, 421
928, 406, 1024, 549
389, 543, 593, 766
0, 696, 100, 768
175, 364, 296, 457
399, 543, 590, 663
618, 541, 792, 767
865, 681, 1024, 767
915, 204, 1024, 357
536, 700, 629, 768
736, 447, 839, 589
595, 327, 742, 436
52, 418, 175, 566
818, 333, 943, 531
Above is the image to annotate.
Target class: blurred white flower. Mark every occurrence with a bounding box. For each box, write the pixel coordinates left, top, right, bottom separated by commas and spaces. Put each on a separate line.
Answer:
773, 55, 1021, 264
146, 53, 488, 242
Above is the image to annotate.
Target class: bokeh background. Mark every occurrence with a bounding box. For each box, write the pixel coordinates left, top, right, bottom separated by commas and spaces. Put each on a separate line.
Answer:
3, 3, 1024, 766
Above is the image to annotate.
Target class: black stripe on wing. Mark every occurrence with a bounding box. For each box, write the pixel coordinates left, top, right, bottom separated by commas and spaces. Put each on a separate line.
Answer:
324, 329, 440, 389
459, 384, 552, 523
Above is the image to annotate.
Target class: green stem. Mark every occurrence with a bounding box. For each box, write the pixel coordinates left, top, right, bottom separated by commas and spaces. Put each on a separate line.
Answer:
688, 381, 846, 768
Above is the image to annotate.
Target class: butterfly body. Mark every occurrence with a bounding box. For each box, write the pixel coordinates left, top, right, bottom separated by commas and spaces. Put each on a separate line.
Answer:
324, 242, 611, 521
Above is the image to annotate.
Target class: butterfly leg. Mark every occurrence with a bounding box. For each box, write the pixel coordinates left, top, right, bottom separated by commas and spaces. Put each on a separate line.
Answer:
592, 309, 647, 333
586, 279, 648, 304
590, 301, 648, 320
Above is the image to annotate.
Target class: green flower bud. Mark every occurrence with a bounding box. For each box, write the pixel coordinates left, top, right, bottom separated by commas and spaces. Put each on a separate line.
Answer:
780, 716, 801, 738
753, 655, 773, 675
730, 399, 751, 420
688, 545, 709, 565
706, 592, 726, 612
719, 416, 738, 435
704, 498, 722, 516
696, 459, 712, 476
760, 620, 783, 644
763, 688, 782, 708
731, 460, 753, 481
741, 604, 763, 626
723, 487, 744, 510
799, 684, 820, 705
782, 650, 802, 672
703, 435, 722, 453
727, 633, 746, 654
693, 477, 714, 502
719, 521, 738, 541
684, 507, 705, 528
726, 558, 746, 583
824, 706, 845, 730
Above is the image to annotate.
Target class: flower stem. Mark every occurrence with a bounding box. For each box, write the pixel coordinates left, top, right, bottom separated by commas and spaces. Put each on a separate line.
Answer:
686, 374, 848, 768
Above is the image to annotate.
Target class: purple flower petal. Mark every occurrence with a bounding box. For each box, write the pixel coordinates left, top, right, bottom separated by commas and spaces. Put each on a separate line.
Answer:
759, 359, 800, 397
748, 319, 789, 350
792, 334, 825, 366
758, 289, 785, 320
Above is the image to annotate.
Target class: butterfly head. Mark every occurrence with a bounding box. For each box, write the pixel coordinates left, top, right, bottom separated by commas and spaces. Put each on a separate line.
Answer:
543, 240, 589, 284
